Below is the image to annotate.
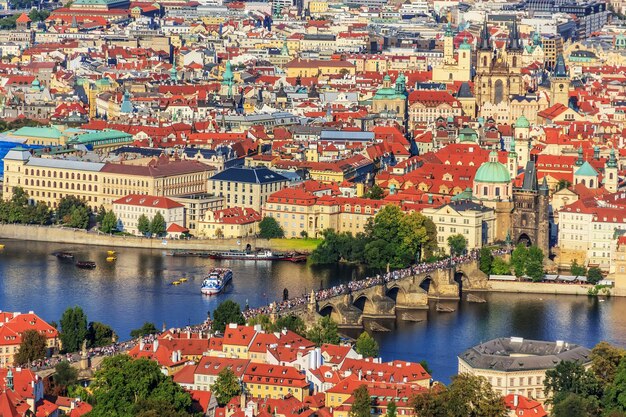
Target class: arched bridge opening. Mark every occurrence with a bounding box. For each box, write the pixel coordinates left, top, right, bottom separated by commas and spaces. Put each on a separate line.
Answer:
318, 304, 342, 323
352, 295, 377, 316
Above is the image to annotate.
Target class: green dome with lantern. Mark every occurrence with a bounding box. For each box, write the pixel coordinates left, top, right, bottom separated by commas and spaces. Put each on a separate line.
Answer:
474, 152, 511, 183
515, 115, 530, 129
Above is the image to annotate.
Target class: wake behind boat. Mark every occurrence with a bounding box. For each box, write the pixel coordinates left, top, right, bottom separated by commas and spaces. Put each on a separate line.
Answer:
207, 249, 307, 262
201, 268, 232, 295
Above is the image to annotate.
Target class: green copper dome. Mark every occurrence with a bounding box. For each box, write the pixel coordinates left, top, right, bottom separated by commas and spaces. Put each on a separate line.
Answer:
459, 37, 471, 50
515, 115, 530, 128
474, 155, 511, 183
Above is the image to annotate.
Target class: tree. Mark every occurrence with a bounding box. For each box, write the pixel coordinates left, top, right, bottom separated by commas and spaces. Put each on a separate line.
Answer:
259, 216, 284, 239
95, 205, 107, 224
571, 259, 587, 277
349, 385, 371, 417
478, 247, 493, 274
587, 267, 604, 285
130, 322, 159, 339
603, 357, 626, 413
591, 341, 626, 387
364, 184, 385, 200
419, 360, 432, 375
552, 393, 597, 417
556, 179, 572, 191
365, 206, 436, 269
212, 368, 241, 406
307, 316, 340, 346
133, 399, 194, 417
274, 315, 306, 336
31, 201, 51, 225
447, 234, 467, 256
490, 257, 511, 275
53, 361, 78, 396
89, 356, 192, 417
58, 196, 91, 227
511, 244, 529, 277
526, 260, 544, 282
150, 212, 166, 237
100, 210, 117, 234
59, 306, 88, 353
247, 314, 274, 332
444, 373, 507, 417
137, 214, 151, 236
355, 331, 379, 358
386, 400, 397, 417
28, 9, 50, 21
14, 329, 47, 365
300, 230, 308, 239
213, 300, 245, 333
545, 361, 602, 411
87, 321, 116, 347
412, 374, 506, 417
67, 206, 90, 229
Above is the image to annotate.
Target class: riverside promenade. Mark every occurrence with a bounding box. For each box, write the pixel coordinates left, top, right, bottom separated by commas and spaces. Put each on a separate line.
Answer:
0, 223, 316, 251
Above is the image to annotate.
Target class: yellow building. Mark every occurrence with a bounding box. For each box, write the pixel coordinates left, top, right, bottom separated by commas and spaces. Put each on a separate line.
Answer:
3, 149, 211, 211
264, 188, 387, 238
309, 0, 328, 14
432, 24, 472, 83
284, 58, 355, 77
243, 363, 308, 401
197, 207, 260, 239
422, 200, 496, 254
207, 167, 289, 213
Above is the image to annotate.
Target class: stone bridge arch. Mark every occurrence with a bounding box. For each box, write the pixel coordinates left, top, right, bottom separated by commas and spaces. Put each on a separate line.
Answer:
418, 274, 437, 294
352, 294, 378, 316
385, 284, 409, 305
318, 303, 343, 324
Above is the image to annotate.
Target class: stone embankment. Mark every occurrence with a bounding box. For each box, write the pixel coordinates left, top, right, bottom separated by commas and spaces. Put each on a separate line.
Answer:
478, 280, 593, 295
0, 223, 273, 251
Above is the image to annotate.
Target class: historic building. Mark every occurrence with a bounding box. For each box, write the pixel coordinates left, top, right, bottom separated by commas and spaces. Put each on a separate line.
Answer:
432, 24, 472, 83
511, 161, 550, 253
459, 337, 592, 403
474, 21, 524, 117
371, 73, 408, 125
550, 54, 571, 107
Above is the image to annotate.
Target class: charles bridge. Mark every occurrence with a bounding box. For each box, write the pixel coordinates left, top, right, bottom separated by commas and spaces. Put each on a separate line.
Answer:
278, 258, 489, 331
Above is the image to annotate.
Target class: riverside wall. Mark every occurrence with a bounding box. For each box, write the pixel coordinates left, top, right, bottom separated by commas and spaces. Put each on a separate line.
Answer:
0, 223, 268, 251
478, 280, 595, 296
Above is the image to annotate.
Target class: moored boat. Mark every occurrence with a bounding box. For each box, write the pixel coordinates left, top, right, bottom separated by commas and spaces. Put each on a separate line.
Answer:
208, 249, 307, 262
54, 252, 75, 260
76, 261, 96, 269
201, 268, 233, 295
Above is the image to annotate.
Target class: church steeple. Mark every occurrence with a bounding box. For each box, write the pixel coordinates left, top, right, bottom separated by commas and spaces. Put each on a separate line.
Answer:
480, 20, 491, 51
554, 54, 568, 78
508, 20, 522, 51
575, 146, 584, 167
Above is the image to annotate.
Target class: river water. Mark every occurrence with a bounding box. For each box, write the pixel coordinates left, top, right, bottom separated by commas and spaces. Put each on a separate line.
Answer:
1, 239, 625, 382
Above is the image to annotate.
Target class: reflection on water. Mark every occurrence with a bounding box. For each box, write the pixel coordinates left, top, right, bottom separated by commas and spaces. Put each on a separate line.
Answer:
1, 239, 625, 382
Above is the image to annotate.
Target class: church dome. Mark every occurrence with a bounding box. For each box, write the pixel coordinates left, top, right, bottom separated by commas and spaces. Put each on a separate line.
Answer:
475, 154, 511, 183
515, 115, 530, 128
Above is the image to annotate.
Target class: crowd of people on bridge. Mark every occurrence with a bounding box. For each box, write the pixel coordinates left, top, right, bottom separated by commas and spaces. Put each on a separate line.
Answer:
243, 249, 509, 320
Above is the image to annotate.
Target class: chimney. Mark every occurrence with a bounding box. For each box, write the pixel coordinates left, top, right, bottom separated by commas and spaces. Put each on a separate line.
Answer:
513, 394, 519, 407
139, 340, 145, 350
153, 340, 159, 352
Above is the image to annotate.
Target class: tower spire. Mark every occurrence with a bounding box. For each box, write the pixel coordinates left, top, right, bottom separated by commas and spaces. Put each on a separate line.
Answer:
480, 19, 491, 50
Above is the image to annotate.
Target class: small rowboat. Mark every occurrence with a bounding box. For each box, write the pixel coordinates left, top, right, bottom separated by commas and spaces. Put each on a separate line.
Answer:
76, 261, 96, 269
171, 281, 181, 285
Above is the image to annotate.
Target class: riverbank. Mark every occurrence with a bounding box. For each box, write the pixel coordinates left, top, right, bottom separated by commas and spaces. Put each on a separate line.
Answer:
0, 223, 320, 252
475, 280, 596, 296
